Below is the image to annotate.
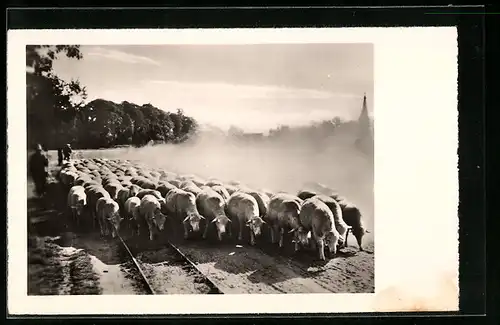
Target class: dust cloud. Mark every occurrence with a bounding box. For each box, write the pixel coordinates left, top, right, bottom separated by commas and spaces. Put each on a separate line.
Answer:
77, 132, 374, 232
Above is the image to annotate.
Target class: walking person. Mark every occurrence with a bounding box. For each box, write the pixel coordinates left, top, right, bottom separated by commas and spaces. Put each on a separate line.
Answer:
28, 144, 49, 198
57, 148, 63, 166
62, 143, 73, 161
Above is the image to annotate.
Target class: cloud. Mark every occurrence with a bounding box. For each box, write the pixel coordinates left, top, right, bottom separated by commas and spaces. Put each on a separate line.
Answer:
86, 47, 161, 66
143, 79, 358, 100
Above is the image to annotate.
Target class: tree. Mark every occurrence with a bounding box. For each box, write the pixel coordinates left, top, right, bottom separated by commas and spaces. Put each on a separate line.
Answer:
26, 45, 87, 149
26, 46, 200, 149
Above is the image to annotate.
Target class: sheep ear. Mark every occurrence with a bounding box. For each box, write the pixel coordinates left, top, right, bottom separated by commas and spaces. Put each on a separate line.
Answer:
183, 216, 190, 222
211, 218, 217, 223
288, 228, 296, 234
199, 215, 205, 220
226, 217, 232, 223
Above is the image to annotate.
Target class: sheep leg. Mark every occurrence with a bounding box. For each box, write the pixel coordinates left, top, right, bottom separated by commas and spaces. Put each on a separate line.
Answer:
294, 240, 300, 253
269, 226, 275, 244
202, 221, 210, 239
103, 218, 109, 236
238, 220, 243, 242
147, 220, 154, 241
98, 215, 105, 237
279, 227, 285, 248
91, 207, 96, 230
136, 219, 141, 236
310, 236, 317, 251
344, 228, 350, 248
250, 230, 256, 246
183, 221, 190, 239
317, 239, 326, 261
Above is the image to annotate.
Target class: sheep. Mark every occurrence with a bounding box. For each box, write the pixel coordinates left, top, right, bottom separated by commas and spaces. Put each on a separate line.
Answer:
124, 196, 142, 236
67, 185, 87, 226
299, 197, 341, 261
191, 177, 206, 188
86, 185, 111, 229
297, 189, 317, 201
103, 182, 123, 201
156, 181, 176, 198
312, 194, 351, 248
140, 194, 168, 241
246, 190, 271, 219
259, 188, 275, 200
223, 184, 240, 196
96, 197, 122, 238
169, 179, 182, 188
180, 183, 203, 197
210, 185, 231, 204
137, 178, 157, 190
227, 191, 265, 246
329, 193, 370, 251
205, 180, 224, 187
136, 188, 163, 201
196, 187, 231, 241
166, 188, 205, 239
265, 193, 304, 250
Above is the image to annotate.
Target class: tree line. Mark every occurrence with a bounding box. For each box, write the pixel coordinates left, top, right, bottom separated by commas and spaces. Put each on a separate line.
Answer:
26, 45, 198, 150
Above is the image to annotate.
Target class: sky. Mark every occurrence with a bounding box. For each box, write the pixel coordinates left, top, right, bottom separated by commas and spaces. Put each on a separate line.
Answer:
52, 44, 374, 133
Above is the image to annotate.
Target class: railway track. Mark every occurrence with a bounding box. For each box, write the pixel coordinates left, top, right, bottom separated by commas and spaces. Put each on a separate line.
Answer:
112, 224, 224, 295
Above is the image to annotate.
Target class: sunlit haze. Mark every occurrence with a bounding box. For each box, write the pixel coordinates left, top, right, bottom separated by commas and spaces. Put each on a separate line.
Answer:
52, 44, 374, 133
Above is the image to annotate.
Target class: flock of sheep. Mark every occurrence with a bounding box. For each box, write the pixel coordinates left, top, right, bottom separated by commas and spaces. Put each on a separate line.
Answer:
61, 158, 370, 261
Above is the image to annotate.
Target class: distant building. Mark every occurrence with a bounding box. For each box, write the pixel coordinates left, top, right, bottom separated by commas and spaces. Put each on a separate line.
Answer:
356, 93, 374, 157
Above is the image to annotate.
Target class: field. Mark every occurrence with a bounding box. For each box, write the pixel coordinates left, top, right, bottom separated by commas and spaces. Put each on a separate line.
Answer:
27, 137, 374, 295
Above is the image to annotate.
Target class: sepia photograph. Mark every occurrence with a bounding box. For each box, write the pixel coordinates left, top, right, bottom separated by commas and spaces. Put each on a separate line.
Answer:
8, 27, 458, 314
25, 41, 374, 295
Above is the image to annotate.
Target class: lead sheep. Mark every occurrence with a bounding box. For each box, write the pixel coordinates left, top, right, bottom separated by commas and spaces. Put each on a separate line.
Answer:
227, 192, 265, 246
312, 194, 351, 248
265, 193, 304, 251
67, 185, 87, 226
299, 197, 341, 261
246, 190, 271, 219
329, 193, 370, 251
96, 197, 122, 238
196, 187, 231, 241
86, 185, 111, 229
166, 188, 205, 239
124, 196, 142, 235
140, 194, 168, 241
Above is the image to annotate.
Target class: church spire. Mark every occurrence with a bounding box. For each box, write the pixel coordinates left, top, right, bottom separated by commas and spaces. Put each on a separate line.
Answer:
355, 93, 374, 159
358, 93, 370, 133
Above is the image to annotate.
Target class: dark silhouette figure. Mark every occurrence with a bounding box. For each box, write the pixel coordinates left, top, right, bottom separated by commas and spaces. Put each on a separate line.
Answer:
62, 143, 72, 161
57, 148, 63, 166
29, 144, 49, 197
